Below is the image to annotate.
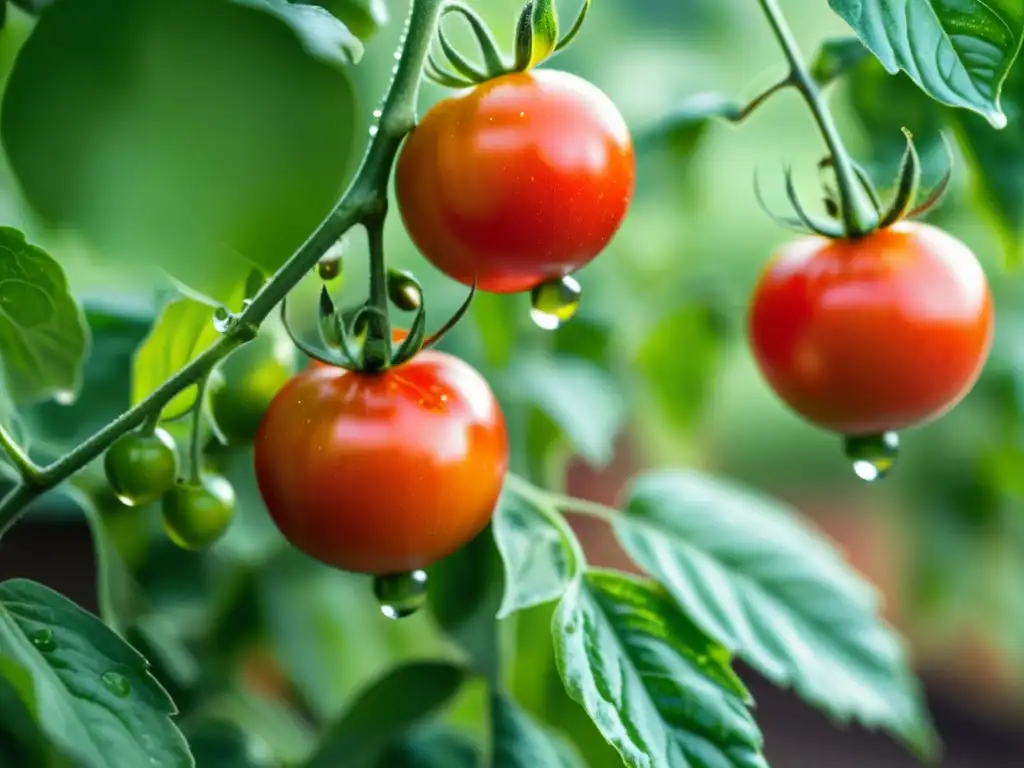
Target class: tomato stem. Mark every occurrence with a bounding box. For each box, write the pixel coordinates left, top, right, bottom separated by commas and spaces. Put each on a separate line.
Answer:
189, 374, 211, 484
363, 215, 393, 371
755, 0, 879, 238
0, 0, 448, 538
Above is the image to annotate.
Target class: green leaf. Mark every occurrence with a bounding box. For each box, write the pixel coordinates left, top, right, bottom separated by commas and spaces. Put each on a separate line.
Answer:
492, 692, 584, 767
827, 0, 1024, 126
302, 0, 388, 40
504, 356, 626, 466
0, 656, 62, 767
206, 689, 318, 765
493, 477, 581, 619
810, 37, 870, 86
0, 227, 89, 405
636, 92, 741, 158
232, 0, 363, 65
185, 718, 274, 768
0, 578, 191, 768
615, 470, 938, 758
26, 302, 153, 452
553, 570, 766, 768
132, 297, 224, 420
635, 305, 723, 434
374, 725, 479, 768
305, 662, 468, 768
428, 526, 503, 682
2, 0, 357, 304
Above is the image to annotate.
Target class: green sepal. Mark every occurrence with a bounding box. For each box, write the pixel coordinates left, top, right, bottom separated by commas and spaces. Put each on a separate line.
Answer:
878, 128, 921, 229
783, 166, 844, 238
514, 0, 558, 72
317, 286, 342, 349
348, 304, 390, 371
390, 304, 428, 367
905, 133, 954, 219
424, 278, 477, 349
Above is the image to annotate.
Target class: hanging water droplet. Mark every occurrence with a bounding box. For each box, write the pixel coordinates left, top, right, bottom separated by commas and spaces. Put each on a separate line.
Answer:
100, 671, 132, 697
368, 125, 379, 137
29, 628, 56, 652
53, 389, 76, 406
373, 570, 428, 620
530, 275, 582, 330
318, 256, 342, 281
844, 432, 899, 482
212, 306, 233, 333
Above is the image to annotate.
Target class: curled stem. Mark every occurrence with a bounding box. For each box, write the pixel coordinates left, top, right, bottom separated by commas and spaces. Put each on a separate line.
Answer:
0, 0, 448, 539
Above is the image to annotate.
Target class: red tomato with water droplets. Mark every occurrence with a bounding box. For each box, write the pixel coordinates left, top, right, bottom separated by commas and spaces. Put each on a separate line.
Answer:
748, 222, 993, 436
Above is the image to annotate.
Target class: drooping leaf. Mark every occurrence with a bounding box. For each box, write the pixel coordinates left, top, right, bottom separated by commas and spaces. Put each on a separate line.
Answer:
304, 662, 468, 768
615, 470, 938, 758
232, 0, 363, 65
302, 0, 389, 40
827, 0, 1024, 126
428, 526, 504, 681
0, 227, 89, 405
374, 725, 479, 768
131, 297, 226, 420
491, 692, 584, 768
2, 0, 357, 304
0, 579, 192, 768
635, 304, 724, 435
553, 570, 767, 768
493, 477, 581, 619
503, 356, 626, 467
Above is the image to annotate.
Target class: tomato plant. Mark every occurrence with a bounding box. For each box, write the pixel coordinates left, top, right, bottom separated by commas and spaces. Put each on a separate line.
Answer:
254, 349, 508, 574
0, 0, 1020, 766
395, 68, 635, 294
748, 222, 994, 436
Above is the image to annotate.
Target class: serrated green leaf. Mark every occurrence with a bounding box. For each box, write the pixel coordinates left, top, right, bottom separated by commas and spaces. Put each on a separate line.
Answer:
233, 0, 363, 65
810, 36, 870, 86
828, 0, 1024, 126
131, 298, 226, 420
0, 579, 192, 768
553, 570, 766, 768
504, 356, 626, 467
493, 478, 581, 619
492, 692, 584, 767
615, 470, 938, 759
305, 662, 468, 768
0, 227, 89, 405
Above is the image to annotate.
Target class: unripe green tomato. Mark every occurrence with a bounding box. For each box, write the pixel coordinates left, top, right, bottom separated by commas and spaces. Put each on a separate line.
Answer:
103, 428, 179, 507
162, 475, 236, 551
208, 324, 297, 445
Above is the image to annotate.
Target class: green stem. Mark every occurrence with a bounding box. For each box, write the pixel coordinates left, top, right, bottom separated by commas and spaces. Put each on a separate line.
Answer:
363, 215, 392, 369
0, 424, 41, 485
0, 0, 447, 538
755, 0, 878, 237
189, 375, 211, 484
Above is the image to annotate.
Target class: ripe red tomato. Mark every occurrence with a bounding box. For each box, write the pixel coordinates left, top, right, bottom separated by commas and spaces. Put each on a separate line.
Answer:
254, 349, 508, 574
748, 222, 993, 436
395, 69, 635, 294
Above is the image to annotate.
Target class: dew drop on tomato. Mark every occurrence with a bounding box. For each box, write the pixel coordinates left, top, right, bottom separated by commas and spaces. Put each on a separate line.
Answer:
373, 570, 428, 620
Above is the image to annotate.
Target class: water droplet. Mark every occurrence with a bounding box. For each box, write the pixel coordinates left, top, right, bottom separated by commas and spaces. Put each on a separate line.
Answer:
53, 389, 76, 406
241, 298, 253, 311
212, 306, 233, 333
29, 628, 55, 652
114, 493, 140, 508
844, 432, 899, 482
393, 50, 402, 60
373, 570, 428, 620
369, 125, 379, 137
372, 108, 383, 118
530, 275, 582, 331
318, 257, 342, 281
101, 671, 132, 698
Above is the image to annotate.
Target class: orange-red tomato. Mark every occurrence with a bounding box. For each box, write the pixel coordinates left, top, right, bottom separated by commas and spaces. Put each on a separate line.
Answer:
748, 222, 993, 436
395, 69, 635, 294
254, 349, 508, 574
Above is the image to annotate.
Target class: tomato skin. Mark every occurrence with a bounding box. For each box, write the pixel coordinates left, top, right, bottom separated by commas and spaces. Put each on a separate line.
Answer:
395, 69, 634, 294
162, 475, 236, 551
254, 350, 508, 574
748, 222, 994, 436
104, 429, 179, 507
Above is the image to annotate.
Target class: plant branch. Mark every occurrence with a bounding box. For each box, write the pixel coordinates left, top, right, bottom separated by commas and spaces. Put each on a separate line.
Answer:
0, 424, 41, 485
732, 75, 793, 122
755, 0, 878, 237
189, 374, 211, 484
0, 0, 447, 538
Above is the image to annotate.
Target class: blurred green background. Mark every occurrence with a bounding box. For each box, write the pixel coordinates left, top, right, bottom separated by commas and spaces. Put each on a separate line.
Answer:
1, 0, 1023, 766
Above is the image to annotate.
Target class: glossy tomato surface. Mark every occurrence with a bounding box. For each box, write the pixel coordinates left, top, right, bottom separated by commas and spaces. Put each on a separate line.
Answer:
254, 350, 508, 574
395, 69, 634, 294
748, 222, 993, 436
